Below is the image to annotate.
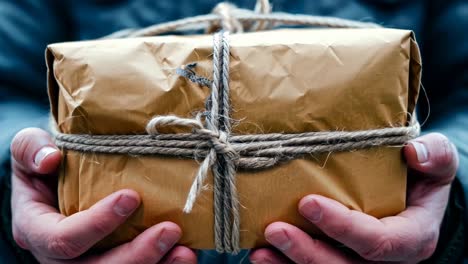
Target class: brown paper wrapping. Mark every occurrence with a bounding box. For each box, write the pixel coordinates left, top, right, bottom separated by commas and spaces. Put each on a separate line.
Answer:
46, 28, 421, 249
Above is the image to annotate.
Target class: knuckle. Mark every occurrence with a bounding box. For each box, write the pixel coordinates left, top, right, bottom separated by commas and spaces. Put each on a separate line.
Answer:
12, 226, 28, 250
361, 235, 394, 261
47, 232, 84, 259
296, 240, 333, 264
437, 146, 454, 168
416, 228, 439, 260
326, 216, 352, 239
121, 246, 157, 264
419, 133, 458, 181
10, 129, 33, 164
327, 224, 349, 240
428, 133, 454, 167
301, 256, 318, 264
10, 128, 51, 167
90, 217, 113, 236
299, 242, 319, 264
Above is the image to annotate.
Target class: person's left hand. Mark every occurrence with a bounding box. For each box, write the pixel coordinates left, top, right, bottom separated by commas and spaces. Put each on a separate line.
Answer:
250, 133, 459, 264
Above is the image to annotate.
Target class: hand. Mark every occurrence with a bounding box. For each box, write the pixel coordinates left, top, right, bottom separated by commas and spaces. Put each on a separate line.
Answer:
10, 128, 197, 264
250, 133, 459, 264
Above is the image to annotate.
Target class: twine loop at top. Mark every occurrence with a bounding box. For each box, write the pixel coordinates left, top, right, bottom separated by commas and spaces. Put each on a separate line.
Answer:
209, 2, 245, 33
207, 0, 273, 33
103, 0, 380, 38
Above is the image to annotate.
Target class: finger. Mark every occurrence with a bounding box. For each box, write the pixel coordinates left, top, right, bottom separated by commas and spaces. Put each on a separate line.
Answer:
10, 129, 61, 220
11, 154, 63, 249
10, 128, 61, 175
298, 195, 437, 262
92, 222, 184, 264
250, 248, 292, 264
18, 189, 140, 259
160, 245, 198, 264
405, 133, 458, 184
264, 222, 353, 264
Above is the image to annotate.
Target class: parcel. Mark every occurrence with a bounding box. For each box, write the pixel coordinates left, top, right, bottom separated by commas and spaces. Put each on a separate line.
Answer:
47, 27, 421, 252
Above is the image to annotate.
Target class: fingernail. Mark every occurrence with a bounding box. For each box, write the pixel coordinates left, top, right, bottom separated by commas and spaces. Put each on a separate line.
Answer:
34, 146, 58, 166
113, 194, 139, 216
411, 141, 428, 163
300, 197, 322, 223
158, 229, 181, 253
265, 228, 291, 251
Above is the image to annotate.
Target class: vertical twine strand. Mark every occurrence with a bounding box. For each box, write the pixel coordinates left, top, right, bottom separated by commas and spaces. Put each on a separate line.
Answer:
211, 31, 241, 254
180, 32, 240, 254
220, 31, 240, 253
210, 31, 226, 253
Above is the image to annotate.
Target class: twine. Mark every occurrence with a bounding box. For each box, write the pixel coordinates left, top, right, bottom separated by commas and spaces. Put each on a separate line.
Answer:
56, 121, 420, 169
54, 0, 420, 254
102, 0, 380, 39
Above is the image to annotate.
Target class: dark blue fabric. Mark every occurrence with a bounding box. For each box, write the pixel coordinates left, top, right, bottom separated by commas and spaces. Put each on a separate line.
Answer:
0, 0, 467, 262
198, 250, 251, 263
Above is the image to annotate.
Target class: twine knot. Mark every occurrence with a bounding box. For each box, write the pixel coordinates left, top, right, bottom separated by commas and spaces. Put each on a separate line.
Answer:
146, 115, 239, 164
210, 131, 239, 160
210, 2, 244, 33
207, 0, 273, 33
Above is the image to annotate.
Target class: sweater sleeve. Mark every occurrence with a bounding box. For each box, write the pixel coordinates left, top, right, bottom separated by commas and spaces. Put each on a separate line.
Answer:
420, 0, 468, 223
0, 0, 69, 262
419, 0, 468, 262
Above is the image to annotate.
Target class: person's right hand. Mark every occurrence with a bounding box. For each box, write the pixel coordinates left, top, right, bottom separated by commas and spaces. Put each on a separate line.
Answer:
10, 128, 197, 264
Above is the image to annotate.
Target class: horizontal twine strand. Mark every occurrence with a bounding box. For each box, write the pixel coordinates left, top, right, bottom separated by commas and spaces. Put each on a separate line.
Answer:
55, 118, 420, 170
118, 13, 380, 38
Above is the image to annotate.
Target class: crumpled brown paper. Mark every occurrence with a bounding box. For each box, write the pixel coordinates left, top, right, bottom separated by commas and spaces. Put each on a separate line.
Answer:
46, 28, 421, 250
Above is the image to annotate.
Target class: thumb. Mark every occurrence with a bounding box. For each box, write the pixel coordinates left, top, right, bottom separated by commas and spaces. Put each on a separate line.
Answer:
10, 128, 61, 175
404, 132, 459, 184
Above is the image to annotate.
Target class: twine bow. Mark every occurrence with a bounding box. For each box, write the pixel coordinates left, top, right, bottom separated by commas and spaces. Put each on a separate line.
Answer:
146, 114, 239, 214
